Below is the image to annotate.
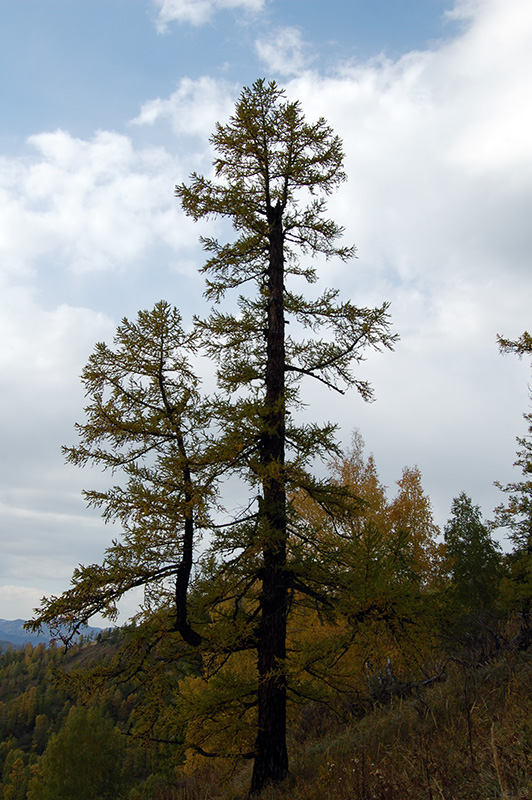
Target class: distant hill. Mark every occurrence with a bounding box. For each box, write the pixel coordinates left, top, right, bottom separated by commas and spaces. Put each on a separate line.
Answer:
0, 618, 102, 649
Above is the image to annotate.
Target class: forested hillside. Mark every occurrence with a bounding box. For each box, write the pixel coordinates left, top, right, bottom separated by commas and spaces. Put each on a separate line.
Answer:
0, 628, 176, 799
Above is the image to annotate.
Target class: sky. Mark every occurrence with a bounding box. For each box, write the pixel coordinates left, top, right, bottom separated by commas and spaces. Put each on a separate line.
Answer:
1, 0, 532, 623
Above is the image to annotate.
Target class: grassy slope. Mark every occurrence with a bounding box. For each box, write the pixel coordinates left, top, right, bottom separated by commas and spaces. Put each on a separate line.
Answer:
176, 650, 532, 800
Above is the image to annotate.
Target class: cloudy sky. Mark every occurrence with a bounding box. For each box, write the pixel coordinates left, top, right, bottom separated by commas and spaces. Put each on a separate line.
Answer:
1, 0, 531, 622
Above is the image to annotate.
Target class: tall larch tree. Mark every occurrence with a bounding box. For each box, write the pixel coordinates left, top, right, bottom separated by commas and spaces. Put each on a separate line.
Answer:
177, 79, 396, 792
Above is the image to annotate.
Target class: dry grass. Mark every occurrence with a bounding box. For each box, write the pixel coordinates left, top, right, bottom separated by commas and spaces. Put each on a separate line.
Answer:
142, 650, 532, 800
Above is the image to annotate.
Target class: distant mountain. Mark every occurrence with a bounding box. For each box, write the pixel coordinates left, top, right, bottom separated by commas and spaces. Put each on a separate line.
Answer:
0, 618, 102, 649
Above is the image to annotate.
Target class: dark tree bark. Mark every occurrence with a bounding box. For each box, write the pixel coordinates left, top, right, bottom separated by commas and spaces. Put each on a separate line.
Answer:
251, 204, 289, 792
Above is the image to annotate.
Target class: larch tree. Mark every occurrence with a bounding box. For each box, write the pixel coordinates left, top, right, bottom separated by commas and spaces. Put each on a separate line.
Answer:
27, 301, 217, 646
176, 79, 397, 792
494, 330, 532, 647
28, 79, 397, 795
389, 466, 443, 588
288, 433, 444, 710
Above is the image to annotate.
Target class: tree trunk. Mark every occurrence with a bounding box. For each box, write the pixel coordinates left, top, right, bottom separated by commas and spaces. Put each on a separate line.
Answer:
250, 204, 289, 794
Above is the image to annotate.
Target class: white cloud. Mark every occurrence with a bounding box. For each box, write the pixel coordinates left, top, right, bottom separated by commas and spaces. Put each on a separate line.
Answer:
0, 586, 45, 621
255, 27, 312, 76
0, 129, 192, 276
0, 288, 114, 526
153, 0, 264, 30
280, 0, 532, 521
285, 0, 532, 289
132, 76, 236, 141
